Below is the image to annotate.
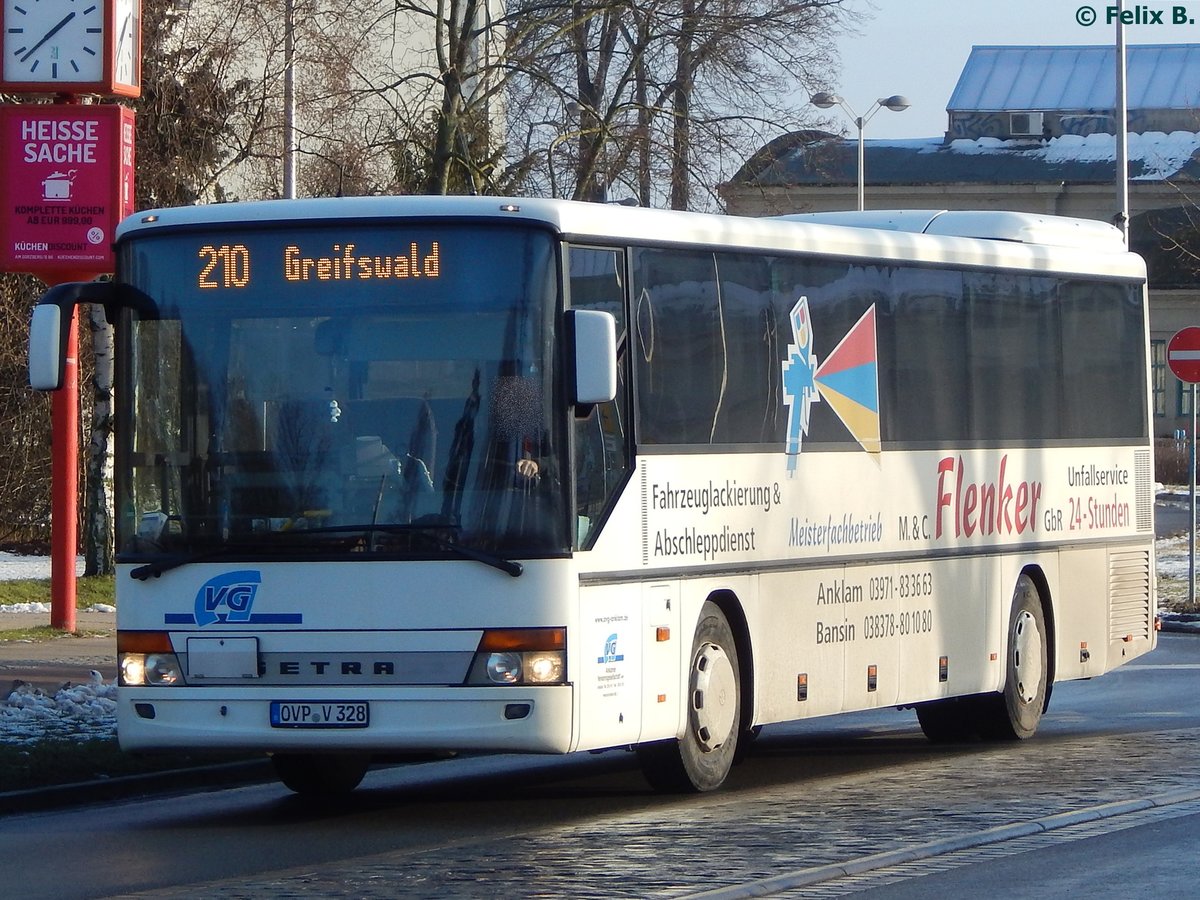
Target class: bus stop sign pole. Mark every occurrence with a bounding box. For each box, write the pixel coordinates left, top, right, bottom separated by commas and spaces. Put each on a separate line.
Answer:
50, 306, 80, 633
1168, 327, 1200, 608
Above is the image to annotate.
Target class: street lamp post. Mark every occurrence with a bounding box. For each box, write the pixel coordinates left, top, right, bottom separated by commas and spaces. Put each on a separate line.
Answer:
283, 0, 297, 199
1114, 0, 1130, 246
810, 92, 910, 211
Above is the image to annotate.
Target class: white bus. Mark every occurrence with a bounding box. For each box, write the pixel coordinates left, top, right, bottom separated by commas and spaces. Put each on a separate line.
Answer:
30, 198, 1156, 795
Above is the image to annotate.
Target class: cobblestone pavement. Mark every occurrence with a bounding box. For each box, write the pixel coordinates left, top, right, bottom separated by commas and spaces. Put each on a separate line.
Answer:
766, 794, 1200, 898
106, 719, 1200, 899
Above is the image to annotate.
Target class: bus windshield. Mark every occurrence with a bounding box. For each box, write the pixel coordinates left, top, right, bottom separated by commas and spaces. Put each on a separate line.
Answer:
115, 223, 566, 562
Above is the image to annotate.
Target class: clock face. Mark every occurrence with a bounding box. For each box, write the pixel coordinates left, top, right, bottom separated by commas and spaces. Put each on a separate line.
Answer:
113, 0, 136, 86
3, 0, 106, 85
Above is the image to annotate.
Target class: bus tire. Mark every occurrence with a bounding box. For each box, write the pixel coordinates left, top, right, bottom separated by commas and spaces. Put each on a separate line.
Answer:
271, 752, 371, 797
637, 601, 741, 792
733, 724, 762, 764
978, 574, 1048, 740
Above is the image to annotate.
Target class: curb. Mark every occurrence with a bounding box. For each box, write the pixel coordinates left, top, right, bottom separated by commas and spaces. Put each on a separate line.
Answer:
682, 788, 1200, 899
0, 759, 274, 816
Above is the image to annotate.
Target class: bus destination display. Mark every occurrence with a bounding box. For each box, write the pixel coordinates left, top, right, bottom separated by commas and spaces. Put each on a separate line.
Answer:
197, 240, 443, 290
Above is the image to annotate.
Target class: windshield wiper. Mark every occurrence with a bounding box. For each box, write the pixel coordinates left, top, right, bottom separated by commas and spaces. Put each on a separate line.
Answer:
130, 524, 523, 580
290, 523, 524, 578
128, 527, 372, 580
129, 543, 264, 581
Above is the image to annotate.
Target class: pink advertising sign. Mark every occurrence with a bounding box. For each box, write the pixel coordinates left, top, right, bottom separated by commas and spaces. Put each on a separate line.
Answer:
0, 104, 135, 283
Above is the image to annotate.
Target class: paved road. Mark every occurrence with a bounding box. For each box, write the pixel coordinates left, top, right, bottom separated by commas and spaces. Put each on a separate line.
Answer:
1155, 492, 1194, 538
818, 802, 1200, 899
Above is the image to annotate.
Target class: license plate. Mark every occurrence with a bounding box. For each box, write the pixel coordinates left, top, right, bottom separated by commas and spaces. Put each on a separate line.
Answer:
270, 701, 369, 728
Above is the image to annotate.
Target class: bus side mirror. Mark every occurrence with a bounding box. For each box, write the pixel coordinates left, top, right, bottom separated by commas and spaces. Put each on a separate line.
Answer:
568, 309, 617, 408
29, 302, 69, 391
28, 280, 121, 391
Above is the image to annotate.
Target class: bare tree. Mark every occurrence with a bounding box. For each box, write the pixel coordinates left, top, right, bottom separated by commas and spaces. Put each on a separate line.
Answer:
505, 0, 852, 209
197, 0, 489, 198
161, 0, 845, 206
132, 0, 265, 205
357, 0, 517, 195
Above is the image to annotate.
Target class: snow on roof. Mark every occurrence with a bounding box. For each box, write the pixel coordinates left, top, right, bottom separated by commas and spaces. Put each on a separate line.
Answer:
949, 44, 1200, 112
942, 130, 1200, 180
742, 130, 1200, 187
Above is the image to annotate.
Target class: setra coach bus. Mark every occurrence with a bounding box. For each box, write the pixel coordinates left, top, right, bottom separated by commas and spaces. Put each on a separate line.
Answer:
28, 198, 1156, 795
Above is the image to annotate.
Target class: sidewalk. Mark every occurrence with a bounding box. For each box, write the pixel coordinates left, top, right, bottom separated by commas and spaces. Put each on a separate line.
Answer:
0, 609, 116, 692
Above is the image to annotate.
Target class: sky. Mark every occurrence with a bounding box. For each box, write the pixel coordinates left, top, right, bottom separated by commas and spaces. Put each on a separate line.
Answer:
831, 0, 1200, 139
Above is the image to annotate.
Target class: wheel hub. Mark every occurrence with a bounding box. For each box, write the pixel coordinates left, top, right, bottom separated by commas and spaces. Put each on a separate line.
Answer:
690, 642, 737, 752
1012, 609, 1044, 705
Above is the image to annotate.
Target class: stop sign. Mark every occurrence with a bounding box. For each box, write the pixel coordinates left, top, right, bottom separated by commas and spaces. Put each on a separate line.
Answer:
1169, 327, 1200, 383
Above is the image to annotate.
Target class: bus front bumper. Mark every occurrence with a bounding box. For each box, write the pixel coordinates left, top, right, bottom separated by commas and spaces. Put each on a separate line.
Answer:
115, 685, 576, 755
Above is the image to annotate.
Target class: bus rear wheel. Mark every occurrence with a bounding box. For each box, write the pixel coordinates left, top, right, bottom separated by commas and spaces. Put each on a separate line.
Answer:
977, 574, 1049, 740
637, 601, 741, 793
271, 752, 371, 797
916, 575, 1049, 743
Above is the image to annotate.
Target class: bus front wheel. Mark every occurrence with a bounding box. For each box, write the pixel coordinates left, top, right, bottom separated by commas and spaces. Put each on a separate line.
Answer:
271, 752, 371, 797
637, 601, 741, 792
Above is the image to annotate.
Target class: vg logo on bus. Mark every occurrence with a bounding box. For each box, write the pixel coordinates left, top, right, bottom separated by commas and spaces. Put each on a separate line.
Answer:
162, 570, 303, 626
598, 633, 625, 664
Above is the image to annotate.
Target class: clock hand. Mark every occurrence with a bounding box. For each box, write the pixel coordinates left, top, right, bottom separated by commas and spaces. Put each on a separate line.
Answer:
18, 11, 76, 63
115, 12, 131, 70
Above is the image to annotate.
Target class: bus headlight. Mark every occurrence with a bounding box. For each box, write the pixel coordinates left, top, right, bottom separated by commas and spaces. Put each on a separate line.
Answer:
119, 653, 145, 686
484, 650, 565, 685
524, 650, 565, 684
469, 628, 567, 685
118, 631, 184, 687
119, 652, 184, 686
486, 652, 523, 684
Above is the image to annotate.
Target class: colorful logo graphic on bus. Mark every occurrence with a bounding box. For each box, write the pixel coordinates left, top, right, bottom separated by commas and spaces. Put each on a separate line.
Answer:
781, 298, 880, 469
162, 570, 303, 627
781, 297, 819, 470
597, 634, 625, 664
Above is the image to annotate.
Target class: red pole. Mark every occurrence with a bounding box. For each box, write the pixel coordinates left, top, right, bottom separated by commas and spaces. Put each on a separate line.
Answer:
50, 307, 79, 633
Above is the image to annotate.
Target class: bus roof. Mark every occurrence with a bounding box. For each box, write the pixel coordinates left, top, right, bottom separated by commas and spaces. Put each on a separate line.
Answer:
116, 196, 1147, 281
775, 209, 1127, 251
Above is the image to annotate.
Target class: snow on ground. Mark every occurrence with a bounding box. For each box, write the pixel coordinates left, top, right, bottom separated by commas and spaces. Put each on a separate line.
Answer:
1157, 534, 1192, 581
2, 518, 1199, 752
0, 550, 83, 582
1, 676, 117, 747
0, 552, 115, 748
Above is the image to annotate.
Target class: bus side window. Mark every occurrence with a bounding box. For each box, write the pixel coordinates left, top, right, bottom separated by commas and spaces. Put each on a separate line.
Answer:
569, 247, 630, 549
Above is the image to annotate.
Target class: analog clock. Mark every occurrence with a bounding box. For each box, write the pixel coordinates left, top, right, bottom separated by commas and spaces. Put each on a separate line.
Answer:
3, 0, 106, 85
